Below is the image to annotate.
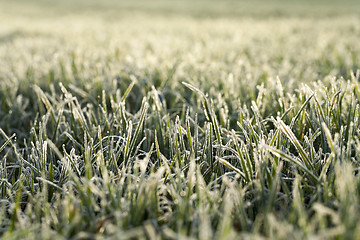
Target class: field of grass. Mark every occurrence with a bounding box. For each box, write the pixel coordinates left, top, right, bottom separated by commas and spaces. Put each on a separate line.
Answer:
1, 0, 360, 239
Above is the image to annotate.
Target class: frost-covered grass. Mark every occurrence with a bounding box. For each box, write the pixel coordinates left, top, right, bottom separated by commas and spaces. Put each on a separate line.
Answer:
1, 0, 360, 239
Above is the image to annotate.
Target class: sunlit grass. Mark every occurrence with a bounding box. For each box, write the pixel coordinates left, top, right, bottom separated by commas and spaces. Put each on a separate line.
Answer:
1, 0, 360, 239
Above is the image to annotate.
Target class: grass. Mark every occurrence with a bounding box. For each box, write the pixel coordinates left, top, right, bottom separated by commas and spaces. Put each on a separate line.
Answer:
1, 0, 360, 239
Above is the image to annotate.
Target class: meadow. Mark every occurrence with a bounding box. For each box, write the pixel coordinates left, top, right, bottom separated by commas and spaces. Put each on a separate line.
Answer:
1, 0, 360, 239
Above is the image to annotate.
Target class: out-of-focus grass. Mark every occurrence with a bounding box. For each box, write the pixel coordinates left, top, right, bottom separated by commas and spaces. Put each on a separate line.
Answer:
1, 0, 360, 18
1, 0, 360, 239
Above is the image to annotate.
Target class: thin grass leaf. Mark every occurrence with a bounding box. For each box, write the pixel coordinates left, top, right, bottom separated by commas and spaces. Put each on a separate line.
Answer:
0, 132, 15, 153
266, 145, 318, 184
276, 117, 313, 170
290, 93, 314, 127
121, 81, 136, 103
216, 156, 246, 180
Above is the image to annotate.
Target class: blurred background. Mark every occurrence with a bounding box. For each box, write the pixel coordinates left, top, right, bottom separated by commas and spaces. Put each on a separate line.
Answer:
1, 0, 360, 19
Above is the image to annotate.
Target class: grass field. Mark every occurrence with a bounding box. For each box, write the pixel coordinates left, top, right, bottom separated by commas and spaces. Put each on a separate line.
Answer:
1, 0, 360, 239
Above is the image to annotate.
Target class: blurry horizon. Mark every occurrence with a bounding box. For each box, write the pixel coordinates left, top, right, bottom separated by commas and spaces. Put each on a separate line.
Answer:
1, 0, 360, 20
